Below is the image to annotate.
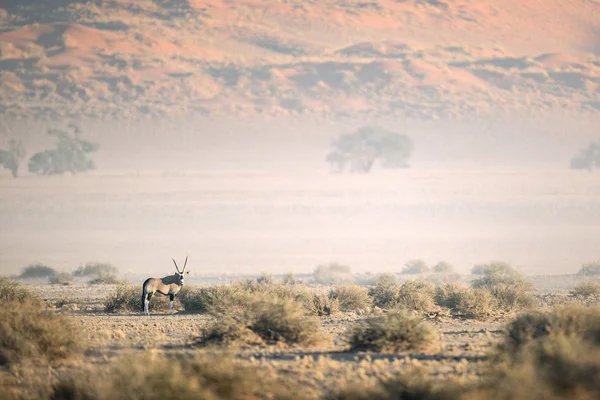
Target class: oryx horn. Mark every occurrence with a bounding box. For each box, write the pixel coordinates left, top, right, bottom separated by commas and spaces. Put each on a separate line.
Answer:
172, 258, 181, 273
182, 256, 188, 272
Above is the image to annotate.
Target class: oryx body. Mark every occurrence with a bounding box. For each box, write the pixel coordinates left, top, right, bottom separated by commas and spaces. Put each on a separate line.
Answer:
142, 257, 188, 315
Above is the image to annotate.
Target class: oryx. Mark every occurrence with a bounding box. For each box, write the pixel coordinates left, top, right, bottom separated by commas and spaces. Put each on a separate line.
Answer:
141, 256, 189, 315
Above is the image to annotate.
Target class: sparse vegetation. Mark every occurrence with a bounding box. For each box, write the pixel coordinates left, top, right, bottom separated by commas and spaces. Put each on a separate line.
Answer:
199, 296, 322, 346
369, 273, 400, 309
28, 124, 99, 176
577, 261, 600, 277
401, 259, 431, 275
0, 280, 80, 367
395, 280, 438, 313
0, 139, 26, 178
471, 262, 533, 311
436, 283, 497, 320
178, 284, 252, 314
433, 261, 455, 274
19, 264, 57, 280
347, 310, 436, 352
282, 272, 298, 285
329, 285, 372, 313
49, 272, 73, 285
49, 353, 305, 400
73, 262, 118, 277
326, 126, 414, 173
570, 280, 600, 299
314, 263, 353, 284
256, 272, 275, 285
300, 291, 341, 316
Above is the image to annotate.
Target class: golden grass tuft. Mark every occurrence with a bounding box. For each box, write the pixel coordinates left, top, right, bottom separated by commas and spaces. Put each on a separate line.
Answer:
570, 280, 600, 299
198, 296, 323, 347
0, 280, 81, 367
104, 283, 177, 313
329, 285, 372, 313
347, 310, 436, 352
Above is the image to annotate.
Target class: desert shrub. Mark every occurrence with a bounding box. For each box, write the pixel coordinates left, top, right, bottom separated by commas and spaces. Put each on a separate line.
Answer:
0, 278, 42, 305
50, 353, 304, 400
179, 284, 251, 314
199, 296, 321, 346
73, 262, 118, 277
471, 262, 533, 311
0, 288, 80, 367
19, 263, 57, 279
49, 272, 73, 285
282, 272, 297, 285
474, 306, 600, 400
401, 259, 431, 275
369, 273, 401, 308
577, 261, 600, 277
435, 283, 497, 319
104, 284, 175, 313
329, 285, 372, 313
570, 280, 600, 299
256, 272, 275, 285
314, 263, 353, 284
347, 310, 436, 352
395, 280, 438, 313
433, 261, 455, 274
498, 305, 600, 358
299, 291, 341, 316
330, 369, 460, 400
88, 272, 120, 285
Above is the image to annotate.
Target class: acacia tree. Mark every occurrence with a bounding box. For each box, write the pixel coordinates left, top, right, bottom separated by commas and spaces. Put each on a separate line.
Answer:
570, 141, 600, 171
0, 139, 26, 178
326, 126, 414, 173
28, 124, 99, 176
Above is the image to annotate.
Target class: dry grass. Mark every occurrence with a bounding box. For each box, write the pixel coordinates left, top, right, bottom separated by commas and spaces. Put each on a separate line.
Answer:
435, 282, 497, 320
48, 272, 73, 285
395, 280, 438, 313
329, 285, 372, 313
570, 280, 600, 299
471, 262, 533, 311
198, 296, 323, 346
49, 353, 305, 400
347, 310, 436, 352
0, 280, 80, 367
314, 263, 354, 285
369, 273, 400, 309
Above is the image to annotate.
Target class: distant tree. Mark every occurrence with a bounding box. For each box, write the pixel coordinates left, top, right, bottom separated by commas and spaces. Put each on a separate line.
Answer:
28, 124, 99, 176
0, 139, 26, 178
326, 126, 413, 173
570, 141, 600, 171
401, 259, 431, 275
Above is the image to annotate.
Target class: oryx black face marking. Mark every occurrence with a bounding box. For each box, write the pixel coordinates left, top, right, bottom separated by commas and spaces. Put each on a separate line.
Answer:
141, 256, 189, 316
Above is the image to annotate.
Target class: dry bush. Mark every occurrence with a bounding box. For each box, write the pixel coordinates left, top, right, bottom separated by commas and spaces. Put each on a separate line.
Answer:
88, 271, 120, 285
401, 259, 431, 275
570, 280, 600, 299
299, 291, 341, 316
0, 278, 42, 305
433, 261, 455, 274
314, 263, 353, 284
73, 262, 118, 278
471, 305, 600, 400
471, 262, 533, 311
369, 273, 401, 309
577, 261, 600, 277
198, 296, 322, 346
331, 369, 460, 400
178, 284, 252, 314
50, 353, 304, 400
0, 281, 80, 367
104, 284, 176, 313
395, 280, 438, 313
19, 263, 56, 279
49, 272, 73, 285
498, 305, 600, 358
282, 272, 298, 285
329, 285, 372, 313
435, 282, 497, 319
256, 272, 275, 285
347, 310, 436, 352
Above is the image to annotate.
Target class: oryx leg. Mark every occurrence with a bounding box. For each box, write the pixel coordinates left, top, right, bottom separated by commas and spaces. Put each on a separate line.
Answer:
145, 292, 153, 316
169, 294, 175, 315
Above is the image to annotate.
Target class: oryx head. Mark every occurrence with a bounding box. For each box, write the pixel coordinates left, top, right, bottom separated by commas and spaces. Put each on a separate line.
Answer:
172, 256, 189, 285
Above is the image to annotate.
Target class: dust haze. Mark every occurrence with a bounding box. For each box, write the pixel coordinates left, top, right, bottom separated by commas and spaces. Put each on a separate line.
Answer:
1, 115, 599, 278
